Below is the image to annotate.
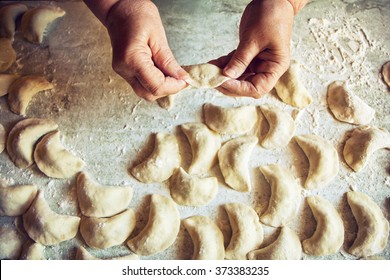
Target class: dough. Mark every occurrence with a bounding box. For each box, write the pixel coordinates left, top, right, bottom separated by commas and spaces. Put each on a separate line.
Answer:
7, 75, 54, 116
302, 196, 344, 256
203, 103, 258, 135
274, 60, 312, 108
259, 104, 296, 149
381, 61, 390, 87
327, 81, 375, 125
0, 227, 25, 260
0, 183, 38, 216
259, 164, 301, 227
130, 133, 181, 183
218, 135, 258, 192
157, 94, 175, 110
75, 246, 139, 260
20, 6, 66, 44
0, 73, 19, 96
80, 208, 136, 249
183, 63, 230, 88
294, 134, 339, 189
343, 126, 390, 172
34, 130, 85, 178
127, 194, 180, 256
77, 171, 133, 218
182, 215, 225, 260
169, 167, 218, 206
0, 123, 5, 154
180, 122, 221, 175
0, 38, 16, 72
23, 192, 80, 245
347, 191, 389, 258
224, 203, 263, 260
20, 242, 45, 260
0, 4, 28, 40
247, 226, 302, 260
7, 118, 58, 168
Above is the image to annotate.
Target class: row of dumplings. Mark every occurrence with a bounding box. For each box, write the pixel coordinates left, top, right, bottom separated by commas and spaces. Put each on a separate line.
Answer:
1, 172, 388, 260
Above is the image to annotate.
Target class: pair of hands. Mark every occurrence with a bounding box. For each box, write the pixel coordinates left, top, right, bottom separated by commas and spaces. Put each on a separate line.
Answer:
102, 0, 298, 101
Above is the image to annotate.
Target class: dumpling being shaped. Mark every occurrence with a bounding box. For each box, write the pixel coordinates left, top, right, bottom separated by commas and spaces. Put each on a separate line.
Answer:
294, 134, 339, 189
7, 118, 58, 168
0, 38, 16, 72
259, 164, 301, 227
259, 104, 295, 149
7, 75, 54, 116
0, 227, 25, 260
77, 172, 133, 218
34, 130, 85, 178
302, 196, 344, 256
0, 4, 28, 40
218, 135, 258, 192
274, 60, 312, 108
169, 167, 218, 207
180, 122, 221, 175
21, 6, 66, 44
183, 215, 225, 260
183, 63, 230, 89
0, 73, 20, 97
0, 183, 38, 216
247, 226, 302, 260
80, 208, 136, 249
0, 123, 5, 153
327, 81, 375, 125
224, 203, 263, 260
127, 194, 180, 256
347, 191, 389, 258
75, 246, 139, 260
130, 132, 180, 183
343, 126, 390, 172
23, 192, 80, 245
203, 103, 258, 135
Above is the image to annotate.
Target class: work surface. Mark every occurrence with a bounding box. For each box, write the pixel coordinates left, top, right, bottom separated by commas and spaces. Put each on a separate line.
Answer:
0, 0, 389, 260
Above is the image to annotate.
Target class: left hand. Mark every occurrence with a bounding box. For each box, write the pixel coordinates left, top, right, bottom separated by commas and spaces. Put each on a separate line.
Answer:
210, 0, 295, 98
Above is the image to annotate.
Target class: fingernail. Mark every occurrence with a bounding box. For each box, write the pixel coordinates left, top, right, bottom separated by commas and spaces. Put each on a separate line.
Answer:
224, 67, 238, 78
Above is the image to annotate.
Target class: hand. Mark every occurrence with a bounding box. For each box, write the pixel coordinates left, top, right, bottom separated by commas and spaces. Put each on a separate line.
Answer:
105, 0, 188, 101
211, 0, 295, 98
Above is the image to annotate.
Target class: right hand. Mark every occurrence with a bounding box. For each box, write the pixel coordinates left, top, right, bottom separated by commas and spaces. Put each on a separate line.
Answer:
105, 0, 188, 101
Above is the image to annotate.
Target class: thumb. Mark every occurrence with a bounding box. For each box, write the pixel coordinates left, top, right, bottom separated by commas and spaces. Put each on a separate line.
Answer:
223, 41, 260, 79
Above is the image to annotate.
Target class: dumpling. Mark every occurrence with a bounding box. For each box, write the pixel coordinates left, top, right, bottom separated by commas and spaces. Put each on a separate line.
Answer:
127, 194, 180, 256
169, 167, 218, 206
0, 227, 25, 260
23, 192, 80, 245
294, 134, 339, 189
224, 203, 263, 260
34, 130, 85, 178
77, 172, 133, 218
218, 136, 258, 192
259, 104, 295, 149
80, 209, 136, 249
381, 61, 390, 87
180, 122, 221, 175
274, 60, 312, 108
0, 123, 5, 153
75, 246, 139, 260
0, 4, 28, 40
259, 164, 301, 227
183, 63, 230, 88
20, 242, 45, 260
20, 6, 66, 44
0, 38, 16, 72
6, 118, 58, 168
130, 133, 180, 183
157, 94, 175, 109
343, 126, 390, 172
247, 226, 302, 260
183, 215, 225, 260
0, 183, 38, 216
203, 103, 258, 135
302, 196, 344, 256
347, 191, 389, 258
327, 81, 375, 125
7, 75, 54, 115
0, 73, 20, 96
